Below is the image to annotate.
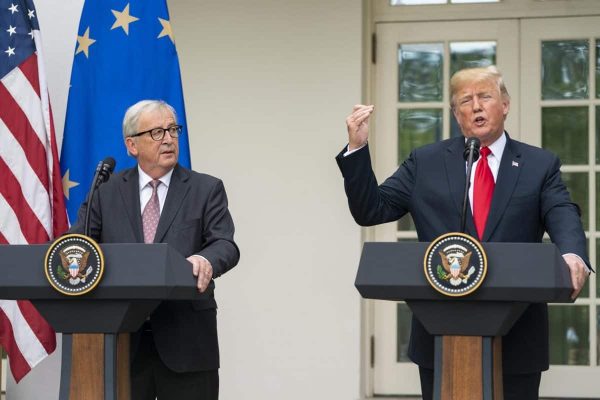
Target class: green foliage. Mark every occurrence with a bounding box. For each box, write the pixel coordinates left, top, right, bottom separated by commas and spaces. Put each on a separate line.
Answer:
56, 264, 68, 280
436, 265, 448, 280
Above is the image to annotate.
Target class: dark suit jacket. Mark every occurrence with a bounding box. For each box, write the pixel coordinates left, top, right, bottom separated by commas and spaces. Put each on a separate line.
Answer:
336, 135, 588, 374
71, 164, 240, 372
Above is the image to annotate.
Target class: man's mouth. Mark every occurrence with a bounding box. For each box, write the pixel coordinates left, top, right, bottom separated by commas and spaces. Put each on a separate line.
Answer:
474, 116, 486, 127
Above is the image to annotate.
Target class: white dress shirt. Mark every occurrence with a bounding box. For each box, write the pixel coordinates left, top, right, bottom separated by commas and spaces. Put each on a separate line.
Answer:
138, 166, 173, 213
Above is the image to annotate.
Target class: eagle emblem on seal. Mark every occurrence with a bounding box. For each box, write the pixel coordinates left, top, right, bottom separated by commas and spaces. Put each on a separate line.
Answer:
57, 245, 93, 285
437, 244, 476, 286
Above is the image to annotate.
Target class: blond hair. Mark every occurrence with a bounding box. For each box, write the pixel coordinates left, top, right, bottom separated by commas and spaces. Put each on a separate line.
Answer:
450, 65, 510, 108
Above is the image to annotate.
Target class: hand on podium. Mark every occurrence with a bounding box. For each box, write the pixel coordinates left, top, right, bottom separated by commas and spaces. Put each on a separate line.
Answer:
188, 255, 214, 293
563, 253, 590, 300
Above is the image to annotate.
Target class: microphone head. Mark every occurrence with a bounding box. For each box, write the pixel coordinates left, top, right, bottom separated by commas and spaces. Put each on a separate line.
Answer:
102, 157, 116, 173
463, 137, 481, 162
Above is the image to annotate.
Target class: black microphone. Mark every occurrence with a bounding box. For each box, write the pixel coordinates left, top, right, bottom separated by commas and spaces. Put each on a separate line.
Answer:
84, 157, 117, 236
461, 137, 481, 233
96, 157, 116, 188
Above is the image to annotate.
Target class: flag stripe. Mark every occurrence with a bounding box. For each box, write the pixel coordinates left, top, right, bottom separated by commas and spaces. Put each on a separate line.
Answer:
17, 301, 55, 354
0, 304, 31, 380
0, 81, 50, 192
0, 230, 7, 243
18, 52, 40, 99
0, 158, 49, 243
0, 118, 52, 238
1, 64, 48, 159
0, 300, 49, 377
0, 194, 28, 244
48, 103, 68, 233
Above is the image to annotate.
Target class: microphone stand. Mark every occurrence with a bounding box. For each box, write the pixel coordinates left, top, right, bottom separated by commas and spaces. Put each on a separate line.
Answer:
84, 161, 104, 237
461, 139, 480, 233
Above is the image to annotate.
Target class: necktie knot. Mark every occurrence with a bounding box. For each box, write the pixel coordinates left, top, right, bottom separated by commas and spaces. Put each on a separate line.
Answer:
149, 179, 160, 190
480, 146, 491, 158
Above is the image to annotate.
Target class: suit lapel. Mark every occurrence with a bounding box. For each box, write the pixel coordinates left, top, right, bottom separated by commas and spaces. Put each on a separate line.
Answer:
444, 137, 477, 235
154, 164, 190, 243
119, 168, 144, 243
482, 136, 522, 241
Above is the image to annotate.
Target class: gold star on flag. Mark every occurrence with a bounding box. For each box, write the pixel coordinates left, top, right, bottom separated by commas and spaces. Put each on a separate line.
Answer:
111, 4, 139, 35
62, 170, 80, 200
76, 27, 96, 58
157, 18, 174, 44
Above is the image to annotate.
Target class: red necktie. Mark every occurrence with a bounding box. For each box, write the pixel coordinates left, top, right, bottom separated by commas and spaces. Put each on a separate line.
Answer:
473, 147, 494, 240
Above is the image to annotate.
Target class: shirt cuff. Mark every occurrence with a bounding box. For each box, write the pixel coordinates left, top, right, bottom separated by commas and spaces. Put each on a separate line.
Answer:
343, 143, 367, 157
563, 253, 592, 274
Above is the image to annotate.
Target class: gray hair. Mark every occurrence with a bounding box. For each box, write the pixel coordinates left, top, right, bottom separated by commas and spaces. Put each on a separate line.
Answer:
450, 65, 510, 109
122, 100, 178, 140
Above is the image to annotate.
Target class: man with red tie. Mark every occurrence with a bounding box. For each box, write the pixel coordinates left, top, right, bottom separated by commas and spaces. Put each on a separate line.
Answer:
336, 66, 590, 400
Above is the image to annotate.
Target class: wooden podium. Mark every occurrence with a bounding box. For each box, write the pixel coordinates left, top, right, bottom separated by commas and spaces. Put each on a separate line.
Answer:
355, 241, 573, 400
0, 243, 209, 400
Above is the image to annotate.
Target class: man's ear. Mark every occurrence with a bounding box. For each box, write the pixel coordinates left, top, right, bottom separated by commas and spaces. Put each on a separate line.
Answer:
125, 137, 138, 157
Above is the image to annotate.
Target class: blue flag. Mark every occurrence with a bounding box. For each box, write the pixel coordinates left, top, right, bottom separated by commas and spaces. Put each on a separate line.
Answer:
60, 0, 191, 223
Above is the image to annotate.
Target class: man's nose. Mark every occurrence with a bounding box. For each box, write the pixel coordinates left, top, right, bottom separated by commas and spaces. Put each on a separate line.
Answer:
472, 97, 482, 111
162, 131, 174, 144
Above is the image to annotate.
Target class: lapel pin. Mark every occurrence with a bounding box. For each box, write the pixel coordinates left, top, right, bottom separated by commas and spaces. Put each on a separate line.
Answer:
512, 161, 519, 167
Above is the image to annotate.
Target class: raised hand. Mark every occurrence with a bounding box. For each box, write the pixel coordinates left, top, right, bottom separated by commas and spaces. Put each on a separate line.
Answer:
346, 104, 374, 151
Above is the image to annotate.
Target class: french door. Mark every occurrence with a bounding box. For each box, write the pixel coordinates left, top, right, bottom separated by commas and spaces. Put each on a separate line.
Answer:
372, 16, 600, 398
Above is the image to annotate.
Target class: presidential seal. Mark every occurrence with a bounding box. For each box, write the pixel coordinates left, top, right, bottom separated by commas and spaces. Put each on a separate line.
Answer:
44, 234, 104, 296
423, 232, 487, 297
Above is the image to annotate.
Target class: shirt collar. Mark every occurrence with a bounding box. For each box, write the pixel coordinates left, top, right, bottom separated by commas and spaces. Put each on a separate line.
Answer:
463, 131, 507, 160
486, 131, 507, 161
138, 166, 174, 190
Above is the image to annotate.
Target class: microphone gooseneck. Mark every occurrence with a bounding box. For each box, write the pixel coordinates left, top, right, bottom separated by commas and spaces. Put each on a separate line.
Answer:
84, 157, 117, 237
461, 137, 481, 234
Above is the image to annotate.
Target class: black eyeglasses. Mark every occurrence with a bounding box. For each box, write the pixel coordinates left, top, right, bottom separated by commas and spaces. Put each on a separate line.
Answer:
131, 125, 183, 141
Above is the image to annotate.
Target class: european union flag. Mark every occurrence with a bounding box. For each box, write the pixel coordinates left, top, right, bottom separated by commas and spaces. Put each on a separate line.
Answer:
60, 0, 191, 223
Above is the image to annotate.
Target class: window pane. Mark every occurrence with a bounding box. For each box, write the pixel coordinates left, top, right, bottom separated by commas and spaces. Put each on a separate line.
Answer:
397, 303, 412, 362
561, 172, 589, 231
596, 40, 600, 99
597, 306, 600, 365
397, 108, 441, 231
398, 214, 416, 231
596, 239, 599, 298
597, 107, 600, 164
398, 43, 444, 102
542, 40, 589, 100
398, 109, 442, 162
450, 41, 496, 77
549, 305, 589, 365
542, 107, 588, 165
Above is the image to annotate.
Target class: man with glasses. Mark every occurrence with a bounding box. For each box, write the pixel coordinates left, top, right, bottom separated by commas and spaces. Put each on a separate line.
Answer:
72, 99, 240, 400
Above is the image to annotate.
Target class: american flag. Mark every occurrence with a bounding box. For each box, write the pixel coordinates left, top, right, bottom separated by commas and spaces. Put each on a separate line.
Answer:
0, 0, 68, 382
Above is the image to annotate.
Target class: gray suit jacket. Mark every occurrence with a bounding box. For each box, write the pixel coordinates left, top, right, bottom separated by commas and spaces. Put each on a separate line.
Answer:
71, 164, 240, 372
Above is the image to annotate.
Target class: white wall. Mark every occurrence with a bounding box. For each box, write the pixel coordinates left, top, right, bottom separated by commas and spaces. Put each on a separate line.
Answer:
169, 2, 363, 399
22, 1, 364, 399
